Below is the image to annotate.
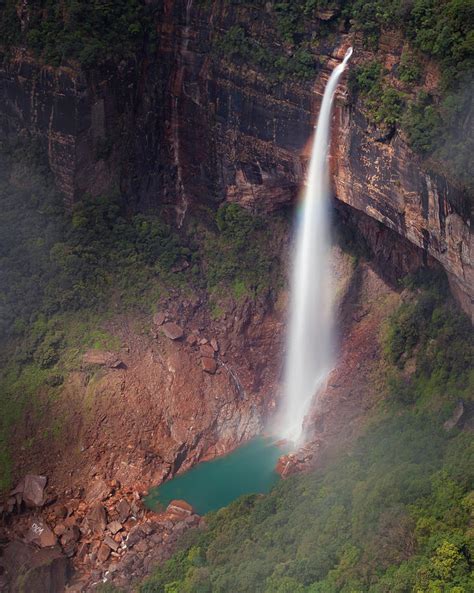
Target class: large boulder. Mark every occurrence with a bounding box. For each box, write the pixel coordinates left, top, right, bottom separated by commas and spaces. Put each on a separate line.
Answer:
15, 474, 47, 507
199, 343, 215, 358
24, 475, 47, 507
153, 312, 166, 326
85, 478, 111, 503
25, 518, 57, 548
201, 357, 217, 374
116, 499, 130, 523
0, 541, 70, 593
161, 323, 184, 340
82, 350, 124, 369
85, 502, 107, 535
166, 500, 194, 521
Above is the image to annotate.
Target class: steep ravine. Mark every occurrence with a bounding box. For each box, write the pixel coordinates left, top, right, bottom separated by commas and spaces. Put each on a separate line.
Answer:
0, 203, 442, 592
0, 2, 472, 591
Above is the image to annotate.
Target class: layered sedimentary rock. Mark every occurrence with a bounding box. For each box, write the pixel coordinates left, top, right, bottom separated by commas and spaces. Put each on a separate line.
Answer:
0, 1, 471, 310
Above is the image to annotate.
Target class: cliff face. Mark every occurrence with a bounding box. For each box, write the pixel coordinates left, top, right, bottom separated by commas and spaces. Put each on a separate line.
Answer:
0, 0, 471, 311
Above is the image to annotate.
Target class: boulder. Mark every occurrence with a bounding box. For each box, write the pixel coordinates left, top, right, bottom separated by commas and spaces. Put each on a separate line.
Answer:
317, 8, 337, 20
210, 338, 219, 352
82, 350, 114, 365
107, 520, 123, 535
199, 343, 215, 358
86, 502, 107, 535
166, 500, 194, 520
85, 478, 111, 503
82, 350, 124, 369
51, 504, 67, 520
25, 518, 57, 548
186, 334, 198, 346
116, 499, 130, 523
97, 543, 111, 563
201, 357, 217, 374
134, 539, 148, 553
109, 358, 126, 369
153, 312, 166, 326
76, 541, 89, 563
60, 525, 80, 547
125, 525, 142, 548
443, 400, 466, 431
53, 524, 66, 537
161, 322, 184, 340
104, 535, 120, 552
22, 475, 47, 507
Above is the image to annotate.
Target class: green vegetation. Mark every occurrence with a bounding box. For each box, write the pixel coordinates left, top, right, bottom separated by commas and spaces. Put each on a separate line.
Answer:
199, 202, 281, 299
384, 270, 473, 406
215, 25, 317, 81
347, 0, 474, 86
0, 140, 283, 491
347, 0, 473, 197
0, 0, 154, 68
0, 141, 186, 338
398, 48, 422, 84
0, 140, 184, 490
138, 272, 473, 593
402, 91, 441, 154
349, 62, 405, 127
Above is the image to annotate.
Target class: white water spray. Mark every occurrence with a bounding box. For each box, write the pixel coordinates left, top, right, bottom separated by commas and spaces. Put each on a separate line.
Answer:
280, 48, 353, 443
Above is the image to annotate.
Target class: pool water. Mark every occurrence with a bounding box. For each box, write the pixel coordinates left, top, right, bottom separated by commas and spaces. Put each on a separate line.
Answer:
144, 437, 288, 515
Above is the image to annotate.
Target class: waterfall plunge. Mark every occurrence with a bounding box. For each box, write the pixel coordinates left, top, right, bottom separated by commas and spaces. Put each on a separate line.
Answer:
280, 48, 353, 444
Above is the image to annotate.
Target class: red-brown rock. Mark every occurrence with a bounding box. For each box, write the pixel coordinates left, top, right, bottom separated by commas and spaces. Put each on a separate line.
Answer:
86, 478, 111, 503
201, 357, 217, 374
116, 499, 130, 523
199, 343, 215, 358
97, 543, 111, 563
186, 334, 198, 346
22, 475, 47, 507
161, 322, 184, 340
107, 521, 123, 535
166, 500, 194, 518
86, 502, 107, 535
104, 535, 120, 552
25, 518, 57, 548
153, 312, 166, 326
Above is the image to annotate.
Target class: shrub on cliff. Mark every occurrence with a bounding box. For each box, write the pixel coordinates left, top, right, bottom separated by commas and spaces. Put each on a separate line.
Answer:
384, 270, 473, 405
1, 0, 154, 68
350, 62, 405, 127
203, 203, 278, 299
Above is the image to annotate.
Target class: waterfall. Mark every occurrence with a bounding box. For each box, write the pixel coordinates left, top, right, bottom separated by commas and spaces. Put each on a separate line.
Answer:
280, 48, 353, 443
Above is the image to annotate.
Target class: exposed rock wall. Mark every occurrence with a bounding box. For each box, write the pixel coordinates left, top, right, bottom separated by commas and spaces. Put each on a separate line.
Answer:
0, 0, 471, 312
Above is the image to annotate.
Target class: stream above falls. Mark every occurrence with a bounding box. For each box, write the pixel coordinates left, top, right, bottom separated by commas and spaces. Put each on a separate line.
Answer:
144, 437, 289, 515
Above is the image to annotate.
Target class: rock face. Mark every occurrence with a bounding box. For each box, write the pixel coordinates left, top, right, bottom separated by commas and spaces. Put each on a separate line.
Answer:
0, 5, 471, 311
0, 541, 70, 593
